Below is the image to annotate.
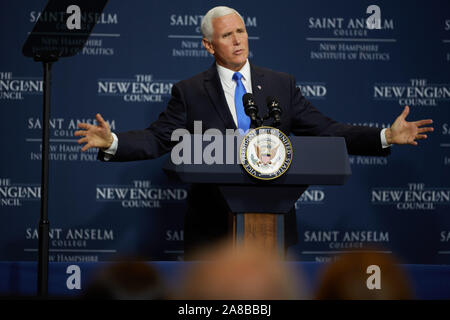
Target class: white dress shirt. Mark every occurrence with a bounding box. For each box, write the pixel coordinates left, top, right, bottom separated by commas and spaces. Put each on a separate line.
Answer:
103, 61, 390, 158
216, 60, 252, 127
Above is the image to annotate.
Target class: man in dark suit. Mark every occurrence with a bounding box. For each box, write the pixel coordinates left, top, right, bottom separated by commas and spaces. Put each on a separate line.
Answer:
75, 6, 433, 258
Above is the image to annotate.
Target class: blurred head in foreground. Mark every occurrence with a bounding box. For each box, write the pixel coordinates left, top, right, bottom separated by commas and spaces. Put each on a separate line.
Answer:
178, 241, 305, 300
81, 260, 167, 300
315, 250, 414, 300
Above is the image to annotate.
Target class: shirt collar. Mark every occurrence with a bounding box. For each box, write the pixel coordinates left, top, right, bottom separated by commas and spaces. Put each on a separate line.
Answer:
216, 60, 250, 89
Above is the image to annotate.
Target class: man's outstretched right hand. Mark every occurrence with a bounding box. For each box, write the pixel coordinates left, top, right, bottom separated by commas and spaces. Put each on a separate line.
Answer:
75, 113, 113, 152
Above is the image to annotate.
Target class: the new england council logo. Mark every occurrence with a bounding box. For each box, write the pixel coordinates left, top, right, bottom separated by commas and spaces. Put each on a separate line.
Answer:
240, 127, 292, 180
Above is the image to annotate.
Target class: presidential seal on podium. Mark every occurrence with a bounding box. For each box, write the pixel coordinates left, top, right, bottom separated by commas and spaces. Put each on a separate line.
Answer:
240, 127, 293, 180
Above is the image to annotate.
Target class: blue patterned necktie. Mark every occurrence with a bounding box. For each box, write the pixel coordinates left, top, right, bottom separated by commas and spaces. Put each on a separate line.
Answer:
232, 72, 250, 132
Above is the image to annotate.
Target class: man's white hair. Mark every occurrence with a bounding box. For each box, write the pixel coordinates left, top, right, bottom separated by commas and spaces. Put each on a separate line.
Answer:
201, 6, 245, 41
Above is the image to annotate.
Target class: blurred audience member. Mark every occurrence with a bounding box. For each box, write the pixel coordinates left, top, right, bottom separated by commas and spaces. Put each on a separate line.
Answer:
81, 260, 167, 300
315, 250, 415, 300
177, 240, 306, 300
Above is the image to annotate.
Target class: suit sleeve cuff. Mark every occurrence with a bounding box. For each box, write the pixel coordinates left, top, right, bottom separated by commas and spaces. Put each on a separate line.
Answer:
102, 132, 118, 161
380, 128, 392, 149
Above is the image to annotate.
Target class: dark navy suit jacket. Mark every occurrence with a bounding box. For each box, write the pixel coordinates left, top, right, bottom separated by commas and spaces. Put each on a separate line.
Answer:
100, 63, 390, 257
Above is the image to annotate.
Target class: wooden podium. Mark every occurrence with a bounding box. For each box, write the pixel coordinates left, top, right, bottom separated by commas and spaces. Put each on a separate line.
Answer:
164, 135, 351, 258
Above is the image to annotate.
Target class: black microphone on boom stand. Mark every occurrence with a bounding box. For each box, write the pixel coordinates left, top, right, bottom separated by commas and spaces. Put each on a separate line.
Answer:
266, 96, 282, 127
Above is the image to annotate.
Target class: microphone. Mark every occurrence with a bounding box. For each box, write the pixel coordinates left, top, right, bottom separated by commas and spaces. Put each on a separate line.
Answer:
266, 96, 282, 126
242, 93, 259, 123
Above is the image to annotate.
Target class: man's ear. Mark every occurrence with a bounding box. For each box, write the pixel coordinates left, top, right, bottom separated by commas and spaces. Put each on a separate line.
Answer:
202, 38, 214, 55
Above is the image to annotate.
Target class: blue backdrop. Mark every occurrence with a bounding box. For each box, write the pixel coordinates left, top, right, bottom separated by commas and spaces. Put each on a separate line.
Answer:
1, 0, 449, 264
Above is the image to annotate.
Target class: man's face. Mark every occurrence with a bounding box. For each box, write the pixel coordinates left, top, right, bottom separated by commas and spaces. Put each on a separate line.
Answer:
203, 13, 249, 71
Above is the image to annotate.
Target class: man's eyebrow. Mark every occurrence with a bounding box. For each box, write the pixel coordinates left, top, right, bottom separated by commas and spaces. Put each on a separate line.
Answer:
221, 27, 245, 37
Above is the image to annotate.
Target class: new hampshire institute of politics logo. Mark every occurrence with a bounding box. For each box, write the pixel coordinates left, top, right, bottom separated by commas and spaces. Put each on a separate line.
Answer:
240, 127, 292, 180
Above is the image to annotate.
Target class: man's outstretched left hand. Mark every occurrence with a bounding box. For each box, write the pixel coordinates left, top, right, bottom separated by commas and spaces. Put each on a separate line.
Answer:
385, 106, 434, 146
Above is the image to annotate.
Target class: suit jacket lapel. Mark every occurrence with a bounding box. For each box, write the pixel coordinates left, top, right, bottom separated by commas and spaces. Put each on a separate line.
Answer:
250, 64, 268, 126
203, 64, 237, 130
